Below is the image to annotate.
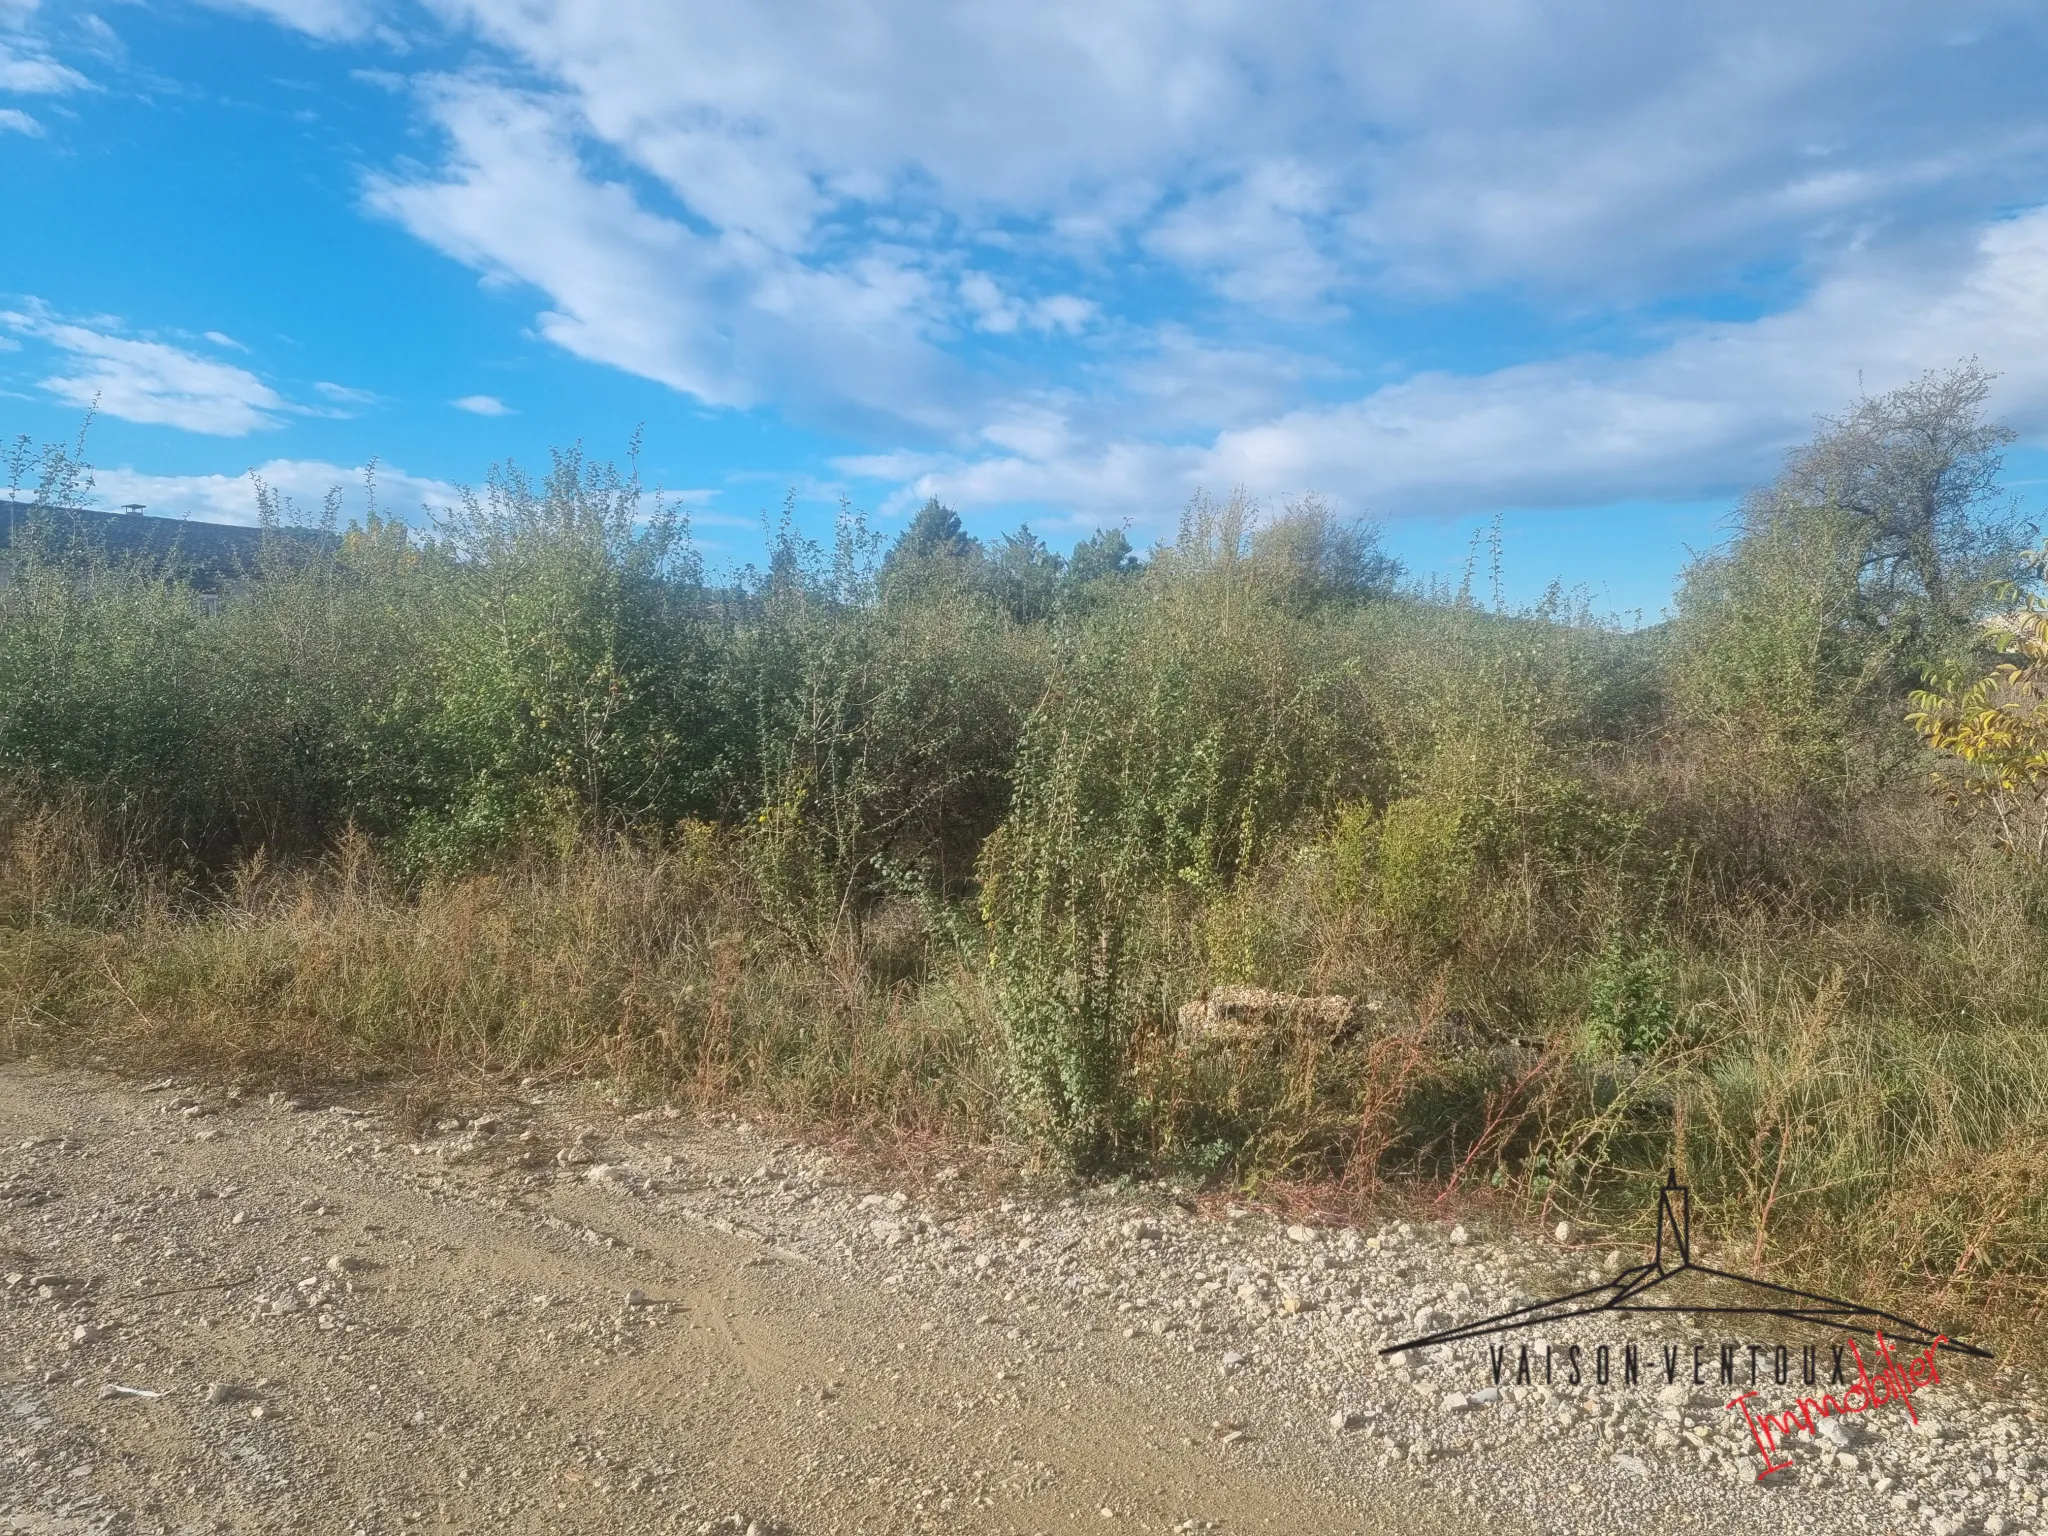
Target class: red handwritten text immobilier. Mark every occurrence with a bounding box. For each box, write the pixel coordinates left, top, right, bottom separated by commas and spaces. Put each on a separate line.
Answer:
1725, 1330, 1947, 1479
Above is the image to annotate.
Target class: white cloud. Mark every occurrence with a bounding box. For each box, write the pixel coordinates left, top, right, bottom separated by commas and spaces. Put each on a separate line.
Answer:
1145, 160, 1343, 312
313, 380, 379, 406
204, 330, 249, 352
0, 44, 86, 93
184, 0, 2048, 529
959, 274, 1098, 337
1, 0, 89, 92
87, 460, 461, 528
365, 78, 967, 432
192, 0, 377, 42
856, 208, 2048, 525
2, 311, 286, 435
451, 393, 513, 415
0, 105, 38, 133
0, 56, 79, 91
386, 1, 2048, 301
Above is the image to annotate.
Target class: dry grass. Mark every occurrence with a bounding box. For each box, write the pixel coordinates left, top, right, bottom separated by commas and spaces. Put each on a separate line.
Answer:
3, 773, 2045, 1363
0, 799, 1005, 1139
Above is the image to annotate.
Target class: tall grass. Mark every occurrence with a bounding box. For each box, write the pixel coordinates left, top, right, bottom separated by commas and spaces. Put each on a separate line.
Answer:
0, 795, 1001, 1130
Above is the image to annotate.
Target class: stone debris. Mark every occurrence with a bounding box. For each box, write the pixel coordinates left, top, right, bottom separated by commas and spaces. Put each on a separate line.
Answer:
1175, 986, 1357, 1049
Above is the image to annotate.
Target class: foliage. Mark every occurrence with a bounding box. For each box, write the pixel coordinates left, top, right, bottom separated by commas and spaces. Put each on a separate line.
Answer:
1581, 929, 1678, 1055
6, 383, 2048, 1354
398, 448, 709, 869
980, 494, 1397, 1163
1908, 542, 2048, 860
1669, 362, 2032, 790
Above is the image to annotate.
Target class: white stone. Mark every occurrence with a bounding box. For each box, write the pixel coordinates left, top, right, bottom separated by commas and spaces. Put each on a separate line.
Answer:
1448, 1225, 1470, 1246
1554, 1220, 1573, 1244
1285, 1225, 1317, 1244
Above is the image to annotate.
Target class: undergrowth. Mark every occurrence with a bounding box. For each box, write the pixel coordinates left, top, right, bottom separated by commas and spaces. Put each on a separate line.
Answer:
3, 367, 2045, 1359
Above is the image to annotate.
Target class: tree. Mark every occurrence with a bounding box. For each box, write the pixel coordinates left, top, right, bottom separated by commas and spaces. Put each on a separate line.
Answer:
1247, 497, 1402, 606
880, 497, 981, 597
1768, 361, 2028, 660
985, 525, 1064, 623
1064, 526, 1138, 590
1669, 362, 2033, 785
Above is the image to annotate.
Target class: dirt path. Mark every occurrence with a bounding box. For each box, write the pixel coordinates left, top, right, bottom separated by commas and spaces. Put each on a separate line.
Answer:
1, 1066, 2040, 1536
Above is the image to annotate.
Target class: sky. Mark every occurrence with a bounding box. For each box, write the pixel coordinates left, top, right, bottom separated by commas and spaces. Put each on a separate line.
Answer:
8, 2, 2048, 617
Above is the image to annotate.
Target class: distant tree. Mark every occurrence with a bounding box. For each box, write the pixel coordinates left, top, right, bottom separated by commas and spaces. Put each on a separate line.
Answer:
1248, 497, 1403, 606
888, 498, 979, 565
1064, 526, 1139, 589
880, 497, 982, 599
985, 525, 1064, 623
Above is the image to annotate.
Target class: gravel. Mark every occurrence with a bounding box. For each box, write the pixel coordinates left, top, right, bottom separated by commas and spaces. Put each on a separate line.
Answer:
2, 1062, 2040, 1536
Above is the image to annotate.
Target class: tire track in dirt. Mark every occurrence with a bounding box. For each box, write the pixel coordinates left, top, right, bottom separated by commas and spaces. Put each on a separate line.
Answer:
1, 1065, 1480, 1536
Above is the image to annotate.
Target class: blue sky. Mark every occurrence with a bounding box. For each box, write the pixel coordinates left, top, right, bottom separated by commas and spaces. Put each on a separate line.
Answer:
8, 1, 2048, 616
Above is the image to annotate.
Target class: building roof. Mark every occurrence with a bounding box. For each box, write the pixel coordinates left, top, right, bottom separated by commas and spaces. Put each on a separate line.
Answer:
0, 501, 336, 586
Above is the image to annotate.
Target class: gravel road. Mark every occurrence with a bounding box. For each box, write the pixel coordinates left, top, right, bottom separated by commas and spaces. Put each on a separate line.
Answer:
1, 1064, 2040, 1536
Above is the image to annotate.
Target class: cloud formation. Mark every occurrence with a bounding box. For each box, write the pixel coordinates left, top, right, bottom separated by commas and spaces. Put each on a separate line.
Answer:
872, 209, 2048, 524
1, 0, 89, 95
119, 1, 2048, 529
406, 0, 2048, 299
193, 0, 376, 42
2, 312, 287, 435
366, 79, 969, 435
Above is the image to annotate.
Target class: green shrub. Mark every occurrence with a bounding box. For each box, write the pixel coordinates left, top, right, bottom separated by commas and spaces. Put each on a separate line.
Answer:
1582, 930, 1678, 1055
